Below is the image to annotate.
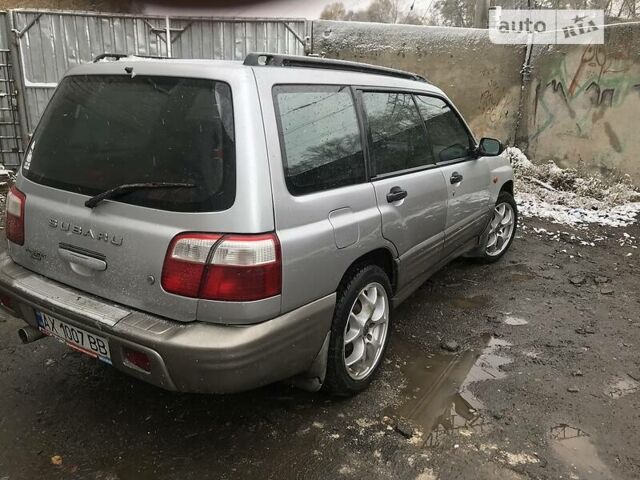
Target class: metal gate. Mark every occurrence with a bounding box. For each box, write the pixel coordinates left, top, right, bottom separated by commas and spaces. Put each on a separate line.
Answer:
2, 9, 309, 166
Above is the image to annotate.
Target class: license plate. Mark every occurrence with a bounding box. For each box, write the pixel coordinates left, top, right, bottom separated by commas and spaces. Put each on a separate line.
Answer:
36, 312, 111, 364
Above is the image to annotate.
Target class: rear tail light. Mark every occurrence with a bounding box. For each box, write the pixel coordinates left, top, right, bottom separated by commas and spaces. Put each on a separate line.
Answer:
6, 186, 25, 245
161, 234, 222, 298
161, 233, 281, 302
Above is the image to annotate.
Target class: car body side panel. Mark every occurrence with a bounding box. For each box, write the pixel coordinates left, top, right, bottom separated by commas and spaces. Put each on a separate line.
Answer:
253, 68, 404, 314
442, 151, 515, 258
440, 157, 492, 257
486, 156, 515, 202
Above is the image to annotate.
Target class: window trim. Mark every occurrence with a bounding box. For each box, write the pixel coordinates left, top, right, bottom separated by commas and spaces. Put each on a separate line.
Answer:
370, 162, 440, 181
412, 92, 478, 167
271, 83, 368, 197
352, 86, 477, 149
355, 87, 439, 180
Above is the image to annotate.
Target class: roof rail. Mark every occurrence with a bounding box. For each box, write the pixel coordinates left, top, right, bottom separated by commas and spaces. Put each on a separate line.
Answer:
93, 53, 169, 63
243, 53, 428, 83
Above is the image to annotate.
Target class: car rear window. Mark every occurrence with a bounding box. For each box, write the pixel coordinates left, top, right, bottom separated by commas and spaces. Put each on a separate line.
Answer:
273, 85, 365, 196
23, 75, 235, 212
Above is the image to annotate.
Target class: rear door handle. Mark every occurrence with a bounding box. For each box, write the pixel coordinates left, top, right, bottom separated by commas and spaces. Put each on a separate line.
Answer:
450, 172, 464, 184
386, 186, 408, 203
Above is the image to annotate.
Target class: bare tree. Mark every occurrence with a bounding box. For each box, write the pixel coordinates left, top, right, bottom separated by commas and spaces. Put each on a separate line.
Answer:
365, 0, 402, 23
432, 0, 475, 26
320, 1, 349, 20
321, 0, 434, 24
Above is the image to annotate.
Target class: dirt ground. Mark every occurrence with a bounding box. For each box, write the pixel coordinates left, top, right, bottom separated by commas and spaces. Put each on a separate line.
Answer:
0, 214, 639, 480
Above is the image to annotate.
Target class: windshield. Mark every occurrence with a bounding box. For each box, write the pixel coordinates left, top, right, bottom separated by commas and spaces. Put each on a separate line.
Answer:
23, 74, 235, 212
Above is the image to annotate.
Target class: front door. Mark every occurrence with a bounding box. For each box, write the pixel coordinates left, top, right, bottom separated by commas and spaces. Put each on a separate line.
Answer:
414, 95, 491, 257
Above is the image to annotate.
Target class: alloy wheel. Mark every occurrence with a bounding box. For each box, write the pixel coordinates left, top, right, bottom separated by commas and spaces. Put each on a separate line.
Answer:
486, 202, 516, 257
343, 282, 389, 381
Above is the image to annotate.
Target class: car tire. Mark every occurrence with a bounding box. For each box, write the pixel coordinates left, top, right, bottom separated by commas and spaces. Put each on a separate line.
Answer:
323, 265, 393, 396
479, 191, 518, 263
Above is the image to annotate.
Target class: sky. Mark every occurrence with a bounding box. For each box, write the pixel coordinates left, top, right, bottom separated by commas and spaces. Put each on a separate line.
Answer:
136, 0, 418, 19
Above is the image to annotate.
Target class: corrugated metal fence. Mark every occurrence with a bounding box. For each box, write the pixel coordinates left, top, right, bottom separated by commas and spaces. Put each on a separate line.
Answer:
0, 9, 309, 166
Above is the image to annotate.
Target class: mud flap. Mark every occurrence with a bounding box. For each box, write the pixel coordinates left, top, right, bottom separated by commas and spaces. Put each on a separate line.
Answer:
289, 331, 331, 392
464, 216, 493, 258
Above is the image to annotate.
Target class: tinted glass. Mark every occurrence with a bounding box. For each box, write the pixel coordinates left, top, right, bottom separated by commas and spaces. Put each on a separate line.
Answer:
414, 95, 472, 162
274, 85, 365, 196
23, 75, 235, 212
361, 92, 432, 176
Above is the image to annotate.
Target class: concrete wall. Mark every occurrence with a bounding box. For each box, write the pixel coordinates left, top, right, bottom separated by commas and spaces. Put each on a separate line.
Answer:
312, 20, 526, 145
519, 24, 640, 181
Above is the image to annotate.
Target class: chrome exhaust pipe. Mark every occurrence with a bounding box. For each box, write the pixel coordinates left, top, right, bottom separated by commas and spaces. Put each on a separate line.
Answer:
18, 326, 45, 344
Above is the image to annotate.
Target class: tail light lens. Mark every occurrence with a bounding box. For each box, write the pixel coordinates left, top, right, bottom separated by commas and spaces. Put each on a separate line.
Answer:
161, 233, 281, 302
6, 186, 25, 245
161, 234, 222, 298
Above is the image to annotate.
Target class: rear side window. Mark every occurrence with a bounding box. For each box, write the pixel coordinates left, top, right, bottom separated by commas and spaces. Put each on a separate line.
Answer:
361, 92, 432, 176
273, 85, 365, 196
414, 95, 473, 163
23, 75, 235, 212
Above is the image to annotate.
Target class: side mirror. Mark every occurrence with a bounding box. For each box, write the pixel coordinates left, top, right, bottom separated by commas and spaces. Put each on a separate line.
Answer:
476, 137, 504, 157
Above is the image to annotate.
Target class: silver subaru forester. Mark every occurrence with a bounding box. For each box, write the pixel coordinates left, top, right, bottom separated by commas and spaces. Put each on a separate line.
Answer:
0, 53, 516, 396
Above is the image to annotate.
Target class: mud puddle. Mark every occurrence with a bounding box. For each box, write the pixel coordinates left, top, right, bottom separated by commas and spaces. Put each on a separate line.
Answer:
508, 272, 536, 282
387, 335, 512, 447
444, 295, 492, 310
550, 424, 614, 479
504, 263, 536, 282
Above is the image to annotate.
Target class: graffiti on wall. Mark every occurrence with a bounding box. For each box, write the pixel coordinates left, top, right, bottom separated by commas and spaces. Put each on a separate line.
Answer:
534, 45, 638, 137
468, 72, 520, 142
531, 43, 640, 177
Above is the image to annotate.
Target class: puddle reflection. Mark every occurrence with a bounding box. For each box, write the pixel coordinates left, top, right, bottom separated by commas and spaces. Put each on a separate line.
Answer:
387, 335, 512, 447
550, 424, 614, 480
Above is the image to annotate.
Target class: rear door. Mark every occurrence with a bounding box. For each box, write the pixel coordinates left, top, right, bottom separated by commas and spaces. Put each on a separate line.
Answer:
10, 66, 273, 322
359, 90, 448, 288
414, 95, 492, 257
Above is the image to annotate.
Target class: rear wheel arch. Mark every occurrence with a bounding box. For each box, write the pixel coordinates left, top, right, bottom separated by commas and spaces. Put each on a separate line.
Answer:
339, 248, 397, 294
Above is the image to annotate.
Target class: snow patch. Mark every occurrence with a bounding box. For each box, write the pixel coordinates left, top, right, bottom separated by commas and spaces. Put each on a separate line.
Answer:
500, 451, 539, 466
507, 147, 640, 228
503, 315, 528, 326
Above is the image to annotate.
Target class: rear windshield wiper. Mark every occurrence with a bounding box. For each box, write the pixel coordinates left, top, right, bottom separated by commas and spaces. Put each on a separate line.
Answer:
85, 182, 195, 209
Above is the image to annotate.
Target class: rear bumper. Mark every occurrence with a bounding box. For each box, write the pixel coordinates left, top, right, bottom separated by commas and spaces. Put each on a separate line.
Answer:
0, 253, 335, 393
